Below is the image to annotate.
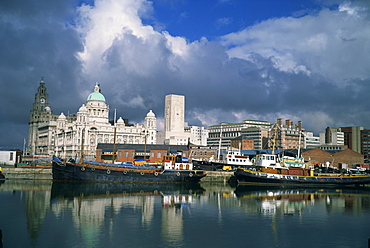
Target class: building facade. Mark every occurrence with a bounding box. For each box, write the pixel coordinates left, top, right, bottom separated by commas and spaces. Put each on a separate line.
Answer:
96, 143, 190, 163
305, 132, 320, 149
189, 146, 218, 161
28, 80, 156, 159
241, 127, 269, 150
319, 127, 344, 146
269, 118, 305, 150
230, 136, 254, 150
207, 120, 271, 148
361, 129, 370, 163
302, 148, 363, 168
184, 124, 209, 146
341, 126, 363, 154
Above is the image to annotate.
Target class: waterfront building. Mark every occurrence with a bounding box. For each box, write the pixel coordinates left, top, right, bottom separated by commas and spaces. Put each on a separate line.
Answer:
0, 150, 21, 166
319, 127, 344, 146
207, 120, 271, 148
28, 80, 156, 159
96, 143, 189, 163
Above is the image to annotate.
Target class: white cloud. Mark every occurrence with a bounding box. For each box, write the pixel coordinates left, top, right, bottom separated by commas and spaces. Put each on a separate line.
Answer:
77, 0, 156, 72
220, 5, 370, 85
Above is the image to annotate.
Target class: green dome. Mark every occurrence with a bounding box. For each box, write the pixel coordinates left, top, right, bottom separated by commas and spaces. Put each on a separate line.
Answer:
87, 83, 106, 102
87, 92, 106, 102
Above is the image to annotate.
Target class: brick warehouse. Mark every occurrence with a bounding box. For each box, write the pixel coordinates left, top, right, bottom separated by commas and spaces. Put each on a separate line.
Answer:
302, 148, 364, 168
96, 143, 190, 163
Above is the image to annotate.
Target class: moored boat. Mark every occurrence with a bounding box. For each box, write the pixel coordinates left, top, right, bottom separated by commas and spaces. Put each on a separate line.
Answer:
52, 153, 206, 183
193, 149, 253, 171
235, 153, 370, 186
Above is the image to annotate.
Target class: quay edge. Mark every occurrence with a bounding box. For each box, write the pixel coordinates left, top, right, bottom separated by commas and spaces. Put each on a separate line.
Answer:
2, 168, 52, 180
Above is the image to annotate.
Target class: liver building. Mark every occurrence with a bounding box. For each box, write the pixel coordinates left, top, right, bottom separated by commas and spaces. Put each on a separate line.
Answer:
28, 79, 157, 159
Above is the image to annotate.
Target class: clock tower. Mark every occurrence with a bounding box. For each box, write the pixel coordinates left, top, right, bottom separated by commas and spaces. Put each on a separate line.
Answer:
28, 78, 52, 155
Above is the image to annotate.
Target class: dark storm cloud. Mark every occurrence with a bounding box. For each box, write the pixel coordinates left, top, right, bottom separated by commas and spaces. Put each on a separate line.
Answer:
0, 0, 84, 148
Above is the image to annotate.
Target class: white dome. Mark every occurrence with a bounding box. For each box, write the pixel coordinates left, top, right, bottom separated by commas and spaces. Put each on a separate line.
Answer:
79, 104, 88, 112
117, 117, 125, 124
58, 112, 66, 120
146, 110, 155, 117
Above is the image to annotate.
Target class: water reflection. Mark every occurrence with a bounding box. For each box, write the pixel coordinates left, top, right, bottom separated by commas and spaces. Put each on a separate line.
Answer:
1, 180, 370, 247
234, 186, 370, 216
50, 182, 205, 248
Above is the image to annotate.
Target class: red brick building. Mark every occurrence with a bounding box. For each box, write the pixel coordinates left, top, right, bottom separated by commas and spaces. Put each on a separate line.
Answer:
96, 144, 190, 163
230, 136, 254, 150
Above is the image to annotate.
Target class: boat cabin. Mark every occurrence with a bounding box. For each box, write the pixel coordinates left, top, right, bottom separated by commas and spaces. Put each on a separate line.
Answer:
255, 154, 279, 168
221, 150, 253, 166
163, 154, 193, 170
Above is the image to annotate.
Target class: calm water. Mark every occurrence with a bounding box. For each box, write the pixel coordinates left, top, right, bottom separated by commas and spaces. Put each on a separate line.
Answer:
1, 180, 370, 248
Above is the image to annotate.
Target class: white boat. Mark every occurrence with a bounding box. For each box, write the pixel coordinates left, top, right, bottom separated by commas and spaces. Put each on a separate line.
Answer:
193, 149, 253, 171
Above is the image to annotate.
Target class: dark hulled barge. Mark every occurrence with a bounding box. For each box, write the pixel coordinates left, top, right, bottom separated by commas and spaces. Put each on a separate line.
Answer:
52, 154, 206, 183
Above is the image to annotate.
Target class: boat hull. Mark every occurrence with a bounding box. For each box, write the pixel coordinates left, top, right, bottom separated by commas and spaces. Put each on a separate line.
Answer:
52, 161, 206, 183
235, 168, 370, 186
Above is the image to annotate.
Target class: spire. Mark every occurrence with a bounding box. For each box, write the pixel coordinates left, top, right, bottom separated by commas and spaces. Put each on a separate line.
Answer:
94, 82, 100, 93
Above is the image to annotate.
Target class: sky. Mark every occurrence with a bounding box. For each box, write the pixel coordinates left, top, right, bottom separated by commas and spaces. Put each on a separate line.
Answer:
1, 0, 370, 150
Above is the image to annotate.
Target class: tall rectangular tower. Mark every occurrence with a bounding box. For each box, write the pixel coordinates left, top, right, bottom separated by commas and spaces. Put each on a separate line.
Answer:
164, 94, 185, 134
162, 94, 191, 145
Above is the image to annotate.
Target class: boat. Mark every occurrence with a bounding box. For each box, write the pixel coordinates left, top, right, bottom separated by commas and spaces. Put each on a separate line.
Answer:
234, 153, 370, 186
52, 153, 206, 183
193, 149, 254, 171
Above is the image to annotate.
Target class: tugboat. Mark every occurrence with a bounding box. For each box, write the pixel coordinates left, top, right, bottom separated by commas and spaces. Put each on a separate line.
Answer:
234, 153, 370, 186
234, 125, 370, 186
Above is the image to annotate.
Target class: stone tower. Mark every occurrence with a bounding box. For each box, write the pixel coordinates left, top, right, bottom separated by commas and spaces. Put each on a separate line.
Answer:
164, 94, 185, 134
28, 78, 52, 154
163, 94, 190, 145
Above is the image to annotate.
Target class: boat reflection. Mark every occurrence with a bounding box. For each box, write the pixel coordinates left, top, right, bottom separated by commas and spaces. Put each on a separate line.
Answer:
51, 181, 205, 199
234, 185, 370, 216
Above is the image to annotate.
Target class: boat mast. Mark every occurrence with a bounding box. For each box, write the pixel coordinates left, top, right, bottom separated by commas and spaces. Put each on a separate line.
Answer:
80, 127, 85, 162
298, 130, 302, 159
217, 125, 223, 161
112, 109, 117, 164
271, 124, 278, 155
